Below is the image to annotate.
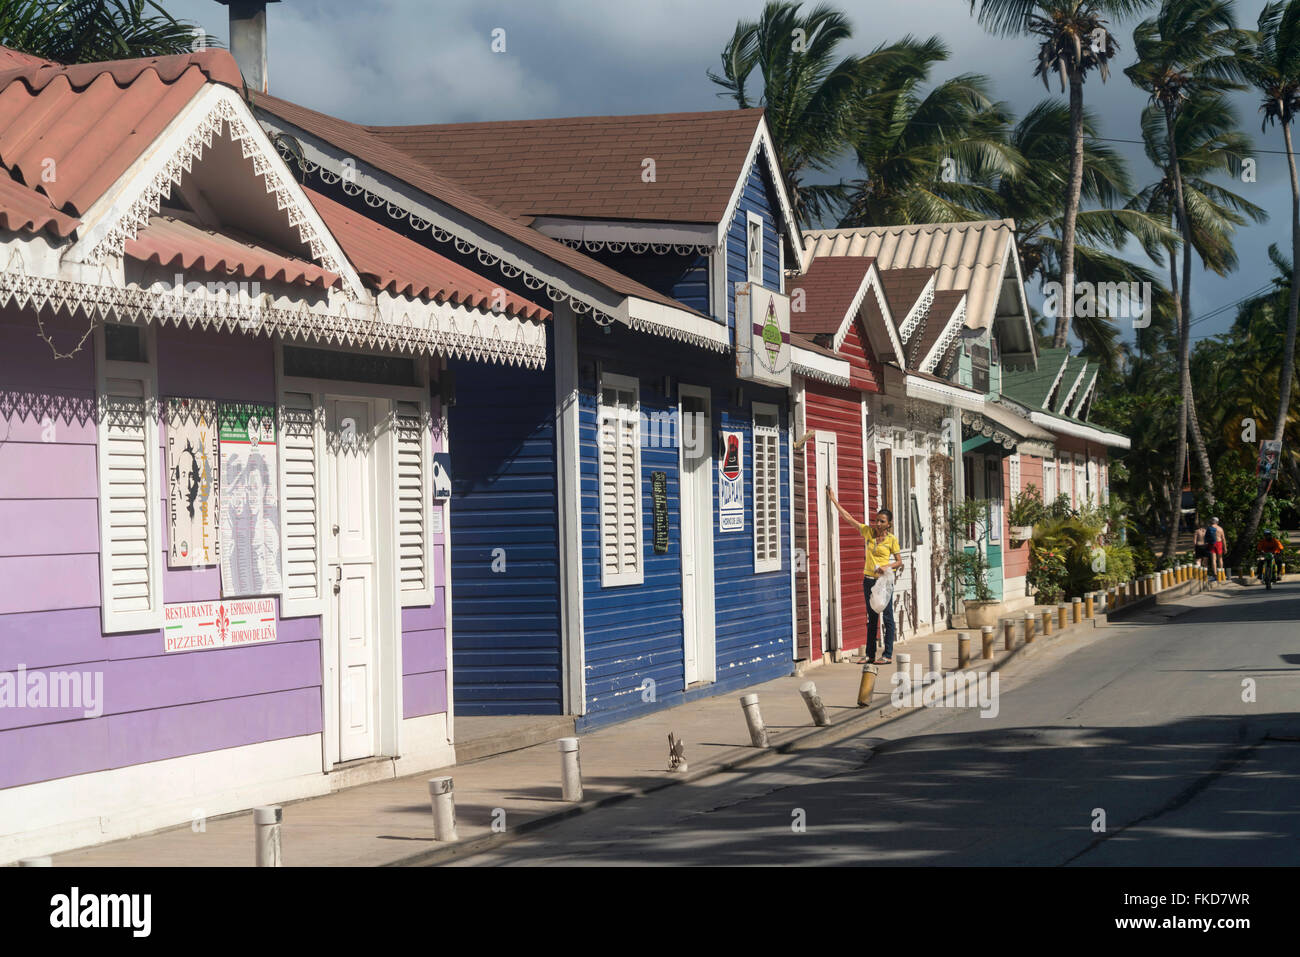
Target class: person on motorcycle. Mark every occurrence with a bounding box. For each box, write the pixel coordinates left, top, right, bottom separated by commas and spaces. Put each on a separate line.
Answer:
1257, 530, 1284, 585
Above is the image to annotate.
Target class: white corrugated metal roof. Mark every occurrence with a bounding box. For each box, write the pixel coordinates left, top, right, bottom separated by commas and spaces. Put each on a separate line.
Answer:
802, 220, 1020, 335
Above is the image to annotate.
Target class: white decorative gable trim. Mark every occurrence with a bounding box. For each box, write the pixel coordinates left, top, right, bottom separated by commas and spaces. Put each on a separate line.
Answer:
1058, 364, 1090, 414
716, 120, 805, 275
831, 265, 904, 364
898, 274, 936, 346
67, 85, 363, 299
1071, 370, 1098, 419
919, 294, 968, 374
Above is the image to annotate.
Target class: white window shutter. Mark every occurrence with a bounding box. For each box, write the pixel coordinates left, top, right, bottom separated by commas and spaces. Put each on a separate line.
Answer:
395, 401, 433, 604
279, 392, 323, 617
598, 378, 643, 587
98, 373, 162, 633
752, 405, 781, 572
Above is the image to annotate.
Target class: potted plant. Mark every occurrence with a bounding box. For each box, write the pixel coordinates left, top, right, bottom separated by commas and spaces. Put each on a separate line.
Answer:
951, 497, 999, 627
1008, 483, 1046, 543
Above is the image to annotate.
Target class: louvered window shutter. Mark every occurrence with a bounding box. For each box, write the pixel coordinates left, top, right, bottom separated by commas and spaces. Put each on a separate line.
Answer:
753, 407, 781, 572
395, 400, 432, 603
598, 379, 643, 587
279, 392, 322, 616
99, 373, 162, 633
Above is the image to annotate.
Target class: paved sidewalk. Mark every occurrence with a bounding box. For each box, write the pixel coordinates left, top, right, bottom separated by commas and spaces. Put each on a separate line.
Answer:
45, 606, 1150, 867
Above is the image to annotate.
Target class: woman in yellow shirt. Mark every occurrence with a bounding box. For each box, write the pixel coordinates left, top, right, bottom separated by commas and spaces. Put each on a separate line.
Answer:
829, 488, 904, 664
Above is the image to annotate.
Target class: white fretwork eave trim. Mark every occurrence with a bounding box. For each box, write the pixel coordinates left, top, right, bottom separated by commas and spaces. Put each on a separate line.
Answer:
905, 373, 985, 412
77, 89, 351, 288
920, 296, 967, 375
625, 297, 731, 353
898, 277, 936, 346
558, 238, 713, 257
792, 358, 851, 389
0, 269, 547, 369
960, 410, 1018, 451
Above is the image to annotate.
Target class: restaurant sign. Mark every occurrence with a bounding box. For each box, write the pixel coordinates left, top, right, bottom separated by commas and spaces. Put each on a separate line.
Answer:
163, 598, 277, 653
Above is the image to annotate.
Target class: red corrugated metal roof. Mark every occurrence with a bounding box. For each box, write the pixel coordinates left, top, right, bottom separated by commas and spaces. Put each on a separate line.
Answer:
304, 187, 549, 321
254, 92, 704, 318
0, 50, 242, 219
787, 256, 876, 335
366, 109, 765, 225
125, 215, 341, 289
0, 174, 78, 237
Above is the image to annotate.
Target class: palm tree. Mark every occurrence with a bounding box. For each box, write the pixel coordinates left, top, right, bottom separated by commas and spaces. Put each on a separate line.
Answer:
1232, 0, 1300, 569
1128, 92, 1265, 508
1125, 0, 1247, 560
0, 1, 206, 63
968, 1, 1153, 348
995, 99, 1175, 367
710, 1, 896, 225
836, 50, 1022, 226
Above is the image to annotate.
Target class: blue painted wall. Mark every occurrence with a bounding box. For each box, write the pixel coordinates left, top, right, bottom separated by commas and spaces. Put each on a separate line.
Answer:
725, 149, 782, 334
589, 250, 711, 316
576, 323, 792, 730
447, 351, 563, 715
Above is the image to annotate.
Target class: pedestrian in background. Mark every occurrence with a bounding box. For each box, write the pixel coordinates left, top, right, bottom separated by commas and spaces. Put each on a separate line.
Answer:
829, 488, 903, 664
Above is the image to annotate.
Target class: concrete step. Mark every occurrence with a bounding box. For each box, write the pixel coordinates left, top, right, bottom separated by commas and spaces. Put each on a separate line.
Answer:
452, 715, 578, 764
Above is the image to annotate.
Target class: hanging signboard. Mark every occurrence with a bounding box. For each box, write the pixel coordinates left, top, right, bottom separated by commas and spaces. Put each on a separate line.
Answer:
219, 404, 282, 597
719, 430, 745, 531
652, 470, 669, 554
734, 282, 791, 387
166, 397, 219, 568
163, 598, 277, 653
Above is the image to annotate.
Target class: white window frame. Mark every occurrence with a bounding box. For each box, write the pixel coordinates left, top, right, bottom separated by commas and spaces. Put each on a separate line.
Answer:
1044, 459, 1057, 504
96, 322, 164, 634
751, 401, 782, 573
598, 372, 644, 588
986, 457, 1003, 544
746, 211, 764, 286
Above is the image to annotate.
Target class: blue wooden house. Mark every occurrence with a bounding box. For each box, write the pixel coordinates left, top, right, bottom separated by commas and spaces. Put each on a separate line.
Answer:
256, 101, 805, 728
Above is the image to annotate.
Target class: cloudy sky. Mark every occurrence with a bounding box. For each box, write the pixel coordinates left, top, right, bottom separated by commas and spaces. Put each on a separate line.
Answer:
170, 0, 1288, 348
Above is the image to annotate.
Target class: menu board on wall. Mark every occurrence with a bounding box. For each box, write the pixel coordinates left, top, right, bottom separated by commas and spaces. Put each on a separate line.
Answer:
652, 471, 669, 554
166, 398, 219, 568
218, 404, 282, 597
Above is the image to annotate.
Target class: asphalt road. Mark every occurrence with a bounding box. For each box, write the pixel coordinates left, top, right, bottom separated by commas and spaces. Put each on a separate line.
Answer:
451, 582, 1300, 866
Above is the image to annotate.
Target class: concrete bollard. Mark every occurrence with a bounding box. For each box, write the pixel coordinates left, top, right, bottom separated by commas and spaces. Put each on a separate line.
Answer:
1055, 604, 1066, 630
428, 776, 458, 842
1041, 607, 1053, 635
1071, 597, 1082, 623
559, 737, 584, 799
1084, 593, 1095, 619
857, 664, 879, 708
957, 633, 971, 669
928, 642, 943, 678
800, 681, 830, 726
980, 625, 994, 660
894, 653, 911, 698
739, 695, 769, 748
254, 805, 282, 867
1022, 611, 1035, 643
1003, 618, 1015, 651
17, 857, 51, 866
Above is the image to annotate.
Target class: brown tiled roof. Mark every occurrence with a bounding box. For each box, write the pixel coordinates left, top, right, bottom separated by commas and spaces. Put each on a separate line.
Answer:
305, 187, 549, 321
0, 46, 52, 71
789, 332, 842, 359
786, 256, 875, 335
255, 93, 702, 317
877, 267, 933, 329
909, 289, 966, 367
0, 49, 243, 221
364, 109, 765, 225
126, 214, 341, 289
0, 175, 78, 237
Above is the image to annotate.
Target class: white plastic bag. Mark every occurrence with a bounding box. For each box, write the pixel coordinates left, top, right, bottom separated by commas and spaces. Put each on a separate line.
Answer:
869, 570, 893, 613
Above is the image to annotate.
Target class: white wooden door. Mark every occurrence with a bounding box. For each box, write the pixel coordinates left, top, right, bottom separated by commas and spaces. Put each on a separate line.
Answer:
327, 397, 381, 764
814, 434, 839, 654
679, 387, 714, 685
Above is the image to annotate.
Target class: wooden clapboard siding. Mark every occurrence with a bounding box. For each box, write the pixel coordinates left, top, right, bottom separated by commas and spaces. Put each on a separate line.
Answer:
588, 249, 711, 316
447, 352, 563, 715
726, 152, 781, 333
793, 440, 811, 661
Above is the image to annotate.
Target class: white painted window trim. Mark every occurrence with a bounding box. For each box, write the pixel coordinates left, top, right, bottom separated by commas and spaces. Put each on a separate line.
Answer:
751, 401, 782, 573
598, 372, 644, 588
96, 323, 163, 634
746, 211, 765, 286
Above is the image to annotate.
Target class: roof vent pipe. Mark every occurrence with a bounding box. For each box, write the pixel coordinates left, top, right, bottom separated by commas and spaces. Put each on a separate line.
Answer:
214, 1, 279, 94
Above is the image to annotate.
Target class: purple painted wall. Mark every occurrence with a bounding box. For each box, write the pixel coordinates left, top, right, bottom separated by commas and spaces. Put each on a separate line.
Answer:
0, 311, 449, 793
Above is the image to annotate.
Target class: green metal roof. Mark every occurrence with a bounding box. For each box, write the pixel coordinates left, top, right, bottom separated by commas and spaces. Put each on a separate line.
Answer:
1054, 357, 1090, 414
1000, 347, 1068, 410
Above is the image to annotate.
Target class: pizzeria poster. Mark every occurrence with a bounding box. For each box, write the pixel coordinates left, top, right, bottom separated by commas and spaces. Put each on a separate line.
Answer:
163, 598, 277, 653
218, 403, 282, 597
719, 430, 745, 531
166, 397, 219, 568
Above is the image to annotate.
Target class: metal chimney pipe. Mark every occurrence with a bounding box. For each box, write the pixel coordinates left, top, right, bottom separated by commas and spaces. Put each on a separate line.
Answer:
215, 1, 280, 94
